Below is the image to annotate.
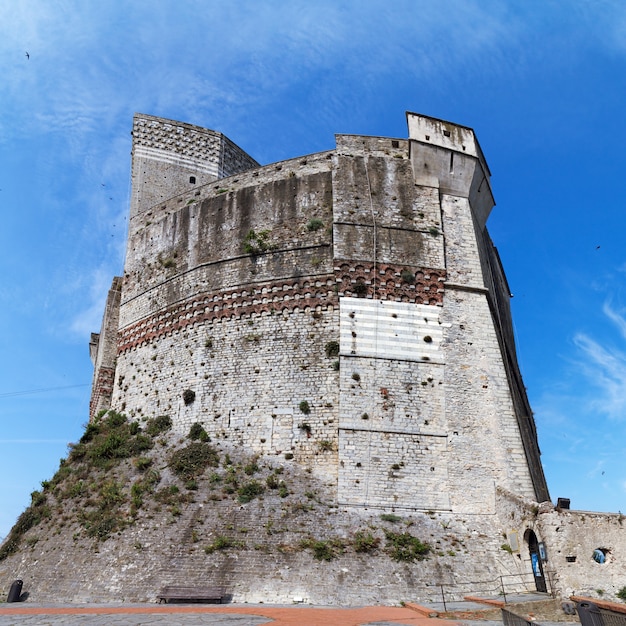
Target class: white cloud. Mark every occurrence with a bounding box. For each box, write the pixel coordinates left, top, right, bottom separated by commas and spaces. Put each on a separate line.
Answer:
68, 265, 118, 338
570, 302, 626, 421
0, 440, 68, 444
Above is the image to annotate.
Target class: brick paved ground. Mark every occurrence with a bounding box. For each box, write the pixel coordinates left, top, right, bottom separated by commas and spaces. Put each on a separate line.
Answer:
0, 603, 451, 626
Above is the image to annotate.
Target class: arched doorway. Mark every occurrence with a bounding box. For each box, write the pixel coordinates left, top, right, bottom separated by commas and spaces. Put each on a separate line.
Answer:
525, 530, 547, 593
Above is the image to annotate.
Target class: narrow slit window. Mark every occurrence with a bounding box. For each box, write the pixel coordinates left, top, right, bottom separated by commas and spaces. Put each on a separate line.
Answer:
449, 152, 454, 173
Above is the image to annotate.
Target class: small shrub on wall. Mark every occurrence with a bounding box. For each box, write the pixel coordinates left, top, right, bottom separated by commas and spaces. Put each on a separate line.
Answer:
325, 341, 340, 357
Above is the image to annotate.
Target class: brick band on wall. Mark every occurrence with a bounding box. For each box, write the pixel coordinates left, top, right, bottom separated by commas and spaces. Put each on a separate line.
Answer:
89, 366, 116, 420
117, 264, 446, 354
334, 260, 445, 304
117, 275, 338, 354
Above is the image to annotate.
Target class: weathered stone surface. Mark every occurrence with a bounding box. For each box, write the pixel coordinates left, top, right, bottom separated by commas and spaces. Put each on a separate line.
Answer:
4, 112, 624, 605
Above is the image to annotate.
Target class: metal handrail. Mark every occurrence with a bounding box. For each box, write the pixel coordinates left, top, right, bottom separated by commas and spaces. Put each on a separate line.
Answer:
418, 570, 556, 611
502, 608, 540, 626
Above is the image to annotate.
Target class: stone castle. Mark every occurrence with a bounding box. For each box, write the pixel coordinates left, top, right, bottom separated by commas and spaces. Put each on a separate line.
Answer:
91, 111, 548, 513
2, 112, 625, 605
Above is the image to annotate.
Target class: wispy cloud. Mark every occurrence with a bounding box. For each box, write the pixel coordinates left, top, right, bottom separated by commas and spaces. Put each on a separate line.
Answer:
68, 264, 119, 338
0, 440, 68, 444
572, 302, 626, 421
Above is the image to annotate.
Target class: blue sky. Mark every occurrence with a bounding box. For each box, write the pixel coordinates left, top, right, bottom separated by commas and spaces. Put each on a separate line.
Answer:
2, 0, 626, 540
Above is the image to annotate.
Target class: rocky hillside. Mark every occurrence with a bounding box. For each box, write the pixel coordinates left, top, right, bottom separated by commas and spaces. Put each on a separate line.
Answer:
0, 410, 514, 605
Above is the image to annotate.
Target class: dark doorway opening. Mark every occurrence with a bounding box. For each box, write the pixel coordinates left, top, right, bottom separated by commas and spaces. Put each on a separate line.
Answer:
525, 530, 547, 593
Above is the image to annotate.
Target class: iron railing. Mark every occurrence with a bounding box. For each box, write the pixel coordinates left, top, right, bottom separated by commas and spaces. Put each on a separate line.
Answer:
417, 570, 556, 612
502, 608, 539, 626
599, 609, 626, 626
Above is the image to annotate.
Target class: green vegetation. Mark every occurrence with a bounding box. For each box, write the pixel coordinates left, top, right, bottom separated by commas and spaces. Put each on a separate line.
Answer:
0, 491, 51, 561
145, 415, 172, 436
169, 442, 220, 480
300, 537, 346, 561
158, 255, 177, 269
80, 479, 127, 540
182, 389, 196, 405
354, 531, 380, 553
133, 456, 152, 471
617, 587, 626, 602
237, 480, 265, 503
0, 411, 158, 544
243, 229, 275, 255
400, 270, 415, 284
188, 422, 209, 441
324, 341, 340, 357
243, 460, 259, 475
0, 407, 322, 558
298, 400, 311, 415
384, 530, 430, 562
380, 513, 403, 523
306, 218, 324, 232
204, 535, 245, 553
70, 411, 152, 469
298, 422, 312, 435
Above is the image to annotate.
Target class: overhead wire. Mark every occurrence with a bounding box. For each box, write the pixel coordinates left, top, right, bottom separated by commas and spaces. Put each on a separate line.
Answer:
0, 384, 90, 399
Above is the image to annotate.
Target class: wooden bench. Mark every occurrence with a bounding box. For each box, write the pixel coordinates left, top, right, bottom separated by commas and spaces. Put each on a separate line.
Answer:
157, 585, 226, 604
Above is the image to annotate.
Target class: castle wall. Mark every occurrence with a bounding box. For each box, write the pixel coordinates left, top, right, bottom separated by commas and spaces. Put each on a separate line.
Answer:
129, 113, 259, 237
121, 152, 334, 317
5, 111, 625, 607
496, 489, 626, 602
337, 298, 449, 510
99, 114, 549, 531
112, 150, 342, 483
112, 305, 341, 481
112, 117, 548, 511
538, 508, 626, 599
88, 276, 122, 420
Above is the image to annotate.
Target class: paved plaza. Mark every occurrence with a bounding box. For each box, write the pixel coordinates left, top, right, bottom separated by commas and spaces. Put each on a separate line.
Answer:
0, 602, 449, 626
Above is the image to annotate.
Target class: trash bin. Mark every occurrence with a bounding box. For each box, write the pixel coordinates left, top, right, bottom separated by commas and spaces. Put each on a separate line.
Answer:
576, 601, 604, 626
7, 579, 23, 603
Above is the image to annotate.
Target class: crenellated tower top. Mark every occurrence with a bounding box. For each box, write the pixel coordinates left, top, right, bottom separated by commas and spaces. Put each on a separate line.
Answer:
129, 113, 259, 224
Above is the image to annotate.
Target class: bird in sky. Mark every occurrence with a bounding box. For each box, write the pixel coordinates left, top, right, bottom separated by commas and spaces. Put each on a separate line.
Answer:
25, 51, 29, 60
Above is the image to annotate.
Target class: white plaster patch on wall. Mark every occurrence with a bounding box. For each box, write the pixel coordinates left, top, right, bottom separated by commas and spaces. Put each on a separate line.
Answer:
339, 297, 446, 363
134, 145, 220, 176
270, 408, 294, 453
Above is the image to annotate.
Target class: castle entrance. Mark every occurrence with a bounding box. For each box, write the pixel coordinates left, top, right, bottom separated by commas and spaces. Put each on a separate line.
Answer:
525, 530, 547, 593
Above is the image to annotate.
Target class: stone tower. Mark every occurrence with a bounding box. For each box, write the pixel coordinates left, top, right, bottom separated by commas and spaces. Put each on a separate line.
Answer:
90, 111, 549, 517
9, 112, 626, 606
